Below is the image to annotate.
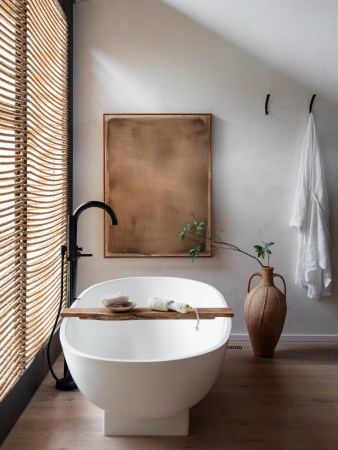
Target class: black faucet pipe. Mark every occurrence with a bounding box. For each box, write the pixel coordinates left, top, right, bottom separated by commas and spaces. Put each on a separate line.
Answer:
67, 201, 118, 307
49, 201, 117, 391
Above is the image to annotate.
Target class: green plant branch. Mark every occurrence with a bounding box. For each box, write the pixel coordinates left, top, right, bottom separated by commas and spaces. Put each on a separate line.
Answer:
210, 239, 264, 266
179, 219, 274, 267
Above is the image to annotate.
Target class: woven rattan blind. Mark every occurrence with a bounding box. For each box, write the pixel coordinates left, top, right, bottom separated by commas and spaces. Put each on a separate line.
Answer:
0, 0, 69, 401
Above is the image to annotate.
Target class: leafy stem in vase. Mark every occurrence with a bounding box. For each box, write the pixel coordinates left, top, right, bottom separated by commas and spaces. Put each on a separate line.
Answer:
178, 218, 274, 267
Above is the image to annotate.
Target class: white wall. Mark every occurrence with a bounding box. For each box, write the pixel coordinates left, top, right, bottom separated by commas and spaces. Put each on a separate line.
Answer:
73, 0, 338, 339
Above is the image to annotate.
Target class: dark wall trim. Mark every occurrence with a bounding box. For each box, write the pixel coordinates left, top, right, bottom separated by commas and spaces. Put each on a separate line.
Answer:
60, 0, 74, 213
0, 332, 62, 445
54, 0, 73, 212
58, 0, 73, 18
68, 0, 74, 213
0, 0, 73, 445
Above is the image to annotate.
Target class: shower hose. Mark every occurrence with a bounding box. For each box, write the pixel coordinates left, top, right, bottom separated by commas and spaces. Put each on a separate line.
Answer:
46, 244, 76, 390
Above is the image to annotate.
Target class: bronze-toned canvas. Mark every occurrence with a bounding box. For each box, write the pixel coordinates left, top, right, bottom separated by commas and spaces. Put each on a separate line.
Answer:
104, 113, 212, 257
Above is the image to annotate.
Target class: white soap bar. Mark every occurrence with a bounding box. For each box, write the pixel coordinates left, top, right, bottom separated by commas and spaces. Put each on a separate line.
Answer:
101, 292, 129, 307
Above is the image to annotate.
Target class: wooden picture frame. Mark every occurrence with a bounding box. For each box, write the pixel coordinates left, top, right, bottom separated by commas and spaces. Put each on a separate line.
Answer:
103, 113, 212, 257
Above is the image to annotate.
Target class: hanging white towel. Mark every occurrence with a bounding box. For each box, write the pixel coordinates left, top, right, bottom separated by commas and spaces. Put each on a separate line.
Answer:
289, 113, 331, 300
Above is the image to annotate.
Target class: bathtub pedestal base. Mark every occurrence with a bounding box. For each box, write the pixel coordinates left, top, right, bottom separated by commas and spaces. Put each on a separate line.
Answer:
103, 409, 189, 436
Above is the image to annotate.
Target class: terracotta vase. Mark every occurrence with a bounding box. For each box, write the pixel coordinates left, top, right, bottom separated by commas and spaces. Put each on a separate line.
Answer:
244, 267, 286, 357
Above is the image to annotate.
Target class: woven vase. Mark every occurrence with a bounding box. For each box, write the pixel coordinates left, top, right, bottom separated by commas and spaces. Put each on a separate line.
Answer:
244, 267, 287, 357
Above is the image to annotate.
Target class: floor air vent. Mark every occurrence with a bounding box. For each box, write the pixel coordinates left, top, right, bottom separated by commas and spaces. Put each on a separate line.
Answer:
228, 344, 253, 351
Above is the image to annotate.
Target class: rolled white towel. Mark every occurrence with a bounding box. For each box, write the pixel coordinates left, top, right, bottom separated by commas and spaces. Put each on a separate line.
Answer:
147, 297, 174, 311
101, 292, 129, 308
168, 302, 193, 314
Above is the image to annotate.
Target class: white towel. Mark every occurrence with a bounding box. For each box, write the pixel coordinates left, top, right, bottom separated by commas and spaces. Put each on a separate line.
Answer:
290, 113, 331, 300
147, 297, 174, 311
168, 302, 193, 313
147, 298, 193, 313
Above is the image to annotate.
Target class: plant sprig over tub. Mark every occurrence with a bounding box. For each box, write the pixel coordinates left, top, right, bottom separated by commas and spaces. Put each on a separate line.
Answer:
178, 218, 274, 266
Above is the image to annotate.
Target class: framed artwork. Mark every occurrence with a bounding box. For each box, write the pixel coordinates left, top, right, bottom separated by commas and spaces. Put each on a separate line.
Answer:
103, 113, 212, 257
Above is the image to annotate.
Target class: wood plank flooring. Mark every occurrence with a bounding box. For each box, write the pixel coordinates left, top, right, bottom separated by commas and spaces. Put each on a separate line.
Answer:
2, 341, 338, 450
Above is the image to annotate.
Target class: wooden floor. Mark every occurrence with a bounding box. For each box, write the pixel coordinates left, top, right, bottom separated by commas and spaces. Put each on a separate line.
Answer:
3, 341, 338, 450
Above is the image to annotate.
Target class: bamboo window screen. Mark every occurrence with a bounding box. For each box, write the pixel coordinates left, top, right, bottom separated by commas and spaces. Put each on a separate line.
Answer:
0, 0, 69, 401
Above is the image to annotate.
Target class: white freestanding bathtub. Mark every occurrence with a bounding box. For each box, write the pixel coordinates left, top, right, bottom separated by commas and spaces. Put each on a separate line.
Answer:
60, 277, 232, 436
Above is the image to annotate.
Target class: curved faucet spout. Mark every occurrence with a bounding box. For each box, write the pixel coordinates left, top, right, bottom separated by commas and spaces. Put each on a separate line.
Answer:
73, 201, 118, 225
68, 200, 118, 306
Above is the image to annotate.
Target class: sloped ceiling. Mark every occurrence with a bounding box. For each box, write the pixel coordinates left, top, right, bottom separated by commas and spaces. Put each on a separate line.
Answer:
161, 0, 338, 102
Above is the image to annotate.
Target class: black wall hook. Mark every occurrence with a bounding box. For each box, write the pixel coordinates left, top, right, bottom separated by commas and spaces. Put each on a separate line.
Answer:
309, 94, 316, 114
265, 94, 270, 115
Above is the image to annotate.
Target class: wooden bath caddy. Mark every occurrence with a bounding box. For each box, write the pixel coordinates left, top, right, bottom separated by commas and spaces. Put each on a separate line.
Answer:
60, 307, 234, 321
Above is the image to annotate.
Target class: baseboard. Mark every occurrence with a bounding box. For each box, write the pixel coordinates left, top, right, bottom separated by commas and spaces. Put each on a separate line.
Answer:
230, 333, 338, 342
0, 331, 62, 446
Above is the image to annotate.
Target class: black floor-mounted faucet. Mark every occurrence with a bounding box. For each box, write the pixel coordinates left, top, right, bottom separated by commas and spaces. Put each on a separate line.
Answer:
67, 201, 118, 307
54, 201, 117, 391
